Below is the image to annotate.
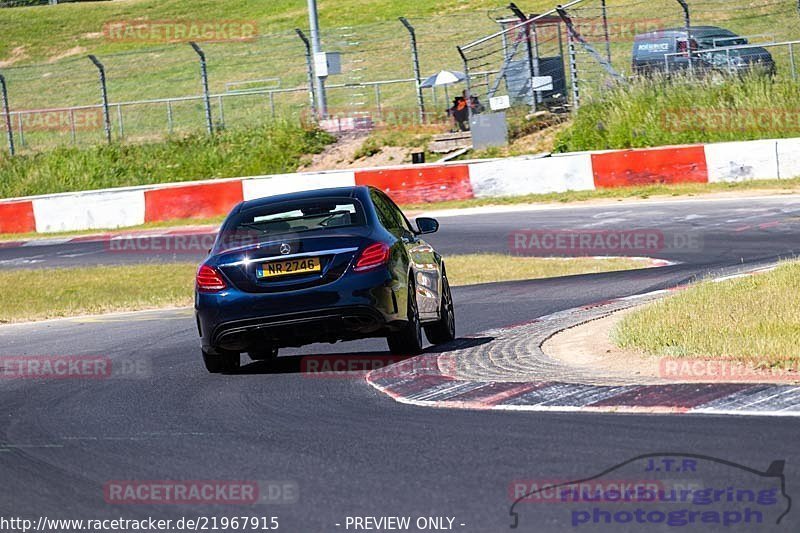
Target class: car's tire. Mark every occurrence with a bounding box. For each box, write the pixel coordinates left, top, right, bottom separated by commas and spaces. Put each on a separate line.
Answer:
387, 282, 424, 355
424, 269, 455, 345
247, 345, 279, 361
202, 349, 240, 373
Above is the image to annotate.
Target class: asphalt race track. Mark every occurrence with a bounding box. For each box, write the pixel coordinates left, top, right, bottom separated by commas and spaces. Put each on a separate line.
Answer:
1, 195, 800, 532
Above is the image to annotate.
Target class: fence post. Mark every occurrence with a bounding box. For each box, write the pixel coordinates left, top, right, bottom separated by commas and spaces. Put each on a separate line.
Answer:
556, 6, 625, 82
166, 101, 174, 134
295, 29, 318, 119
399, 17, 426, 124
600, 0, 612, 63
307, 0, 328, 119
0, 74, 15, 156
509, 3, 538, 109
116, 104, 124, 139
374, 85, 383, 122
69, 109, 76, 144
17, 112, 24, 147
566, 30, 580, 110
189, 42, 213, 135
674, 0, 692, 72
88, 55, 112, 144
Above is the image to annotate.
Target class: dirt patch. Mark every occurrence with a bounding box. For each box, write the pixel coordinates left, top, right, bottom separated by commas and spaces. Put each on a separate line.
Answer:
298, 132, 415, 171
0, 46, 27, 68
509, 121, 570, 154
543, 306, 800, 384
542, 308, 663, 381
49, 46, 87, 63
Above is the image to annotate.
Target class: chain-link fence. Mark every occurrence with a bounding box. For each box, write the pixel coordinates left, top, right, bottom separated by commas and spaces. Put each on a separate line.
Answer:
458, 0, 800, 113
0, 12, 499, 155
3, 1, 799, 155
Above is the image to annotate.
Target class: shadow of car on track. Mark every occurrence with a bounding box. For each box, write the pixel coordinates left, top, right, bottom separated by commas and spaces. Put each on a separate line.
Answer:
225, 336, 493, 377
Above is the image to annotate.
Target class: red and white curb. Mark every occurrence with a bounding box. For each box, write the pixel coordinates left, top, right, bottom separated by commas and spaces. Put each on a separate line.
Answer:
366, 263, 800, 416
3, 136, 800, 235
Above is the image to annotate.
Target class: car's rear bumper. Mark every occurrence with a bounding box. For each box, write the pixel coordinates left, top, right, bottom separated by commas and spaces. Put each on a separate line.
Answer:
195, 267, 402, 352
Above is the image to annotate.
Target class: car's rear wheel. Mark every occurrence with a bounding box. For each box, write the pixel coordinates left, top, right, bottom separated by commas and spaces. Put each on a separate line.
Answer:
248, 345, 279, 361
202, 349, 240, 373
424, 269, 455, 345
387, 282, 423, 355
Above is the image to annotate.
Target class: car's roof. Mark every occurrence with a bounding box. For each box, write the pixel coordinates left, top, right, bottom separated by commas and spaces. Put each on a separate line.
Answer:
635, 26, 733, 38
236, 185, 370, 213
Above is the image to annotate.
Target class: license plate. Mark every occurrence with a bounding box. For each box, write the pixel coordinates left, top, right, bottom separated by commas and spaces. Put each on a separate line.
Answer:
257, 257, 321, 278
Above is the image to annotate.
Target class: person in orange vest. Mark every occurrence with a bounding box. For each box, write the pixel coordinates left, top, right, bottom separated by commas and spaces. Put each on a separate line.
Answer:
448, 92, 469, 132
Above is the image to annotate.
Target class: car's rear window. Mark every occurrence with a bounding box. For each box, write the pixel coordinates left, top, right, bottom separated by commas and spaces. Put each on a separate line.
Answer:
216, 197, 366, 250
702, 35, 747, 48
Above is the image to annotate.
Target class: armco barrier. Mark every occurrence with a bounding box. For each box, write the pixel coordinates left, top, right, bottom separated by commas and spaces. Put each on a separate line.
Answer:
2, 137, 800, 234
144, 181, 243, 223
0, 200, 35, 234
591, 145, 708, 187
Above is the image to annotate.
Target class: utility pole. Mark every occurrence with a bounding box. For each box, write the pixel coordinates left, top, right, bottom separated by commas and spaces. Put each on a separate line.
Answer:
307, 0, 328, 119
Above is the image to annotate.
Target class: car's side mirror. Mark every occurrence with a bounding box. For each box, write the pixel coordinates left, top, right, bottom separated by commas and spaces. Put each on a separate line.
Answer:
415, 217, 439, 234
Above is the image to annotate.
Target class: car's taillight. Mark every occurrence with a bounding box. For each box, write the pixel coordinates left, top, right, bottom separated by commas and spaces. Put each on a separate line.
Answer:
196, 265, 227, 292
354, 242, 390, 272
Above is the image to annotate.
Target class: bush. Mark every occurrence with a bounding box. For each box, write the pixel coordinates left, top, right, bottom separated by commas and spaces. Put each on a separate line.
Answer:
0, 120, 334, 198
554, 73, 800, 152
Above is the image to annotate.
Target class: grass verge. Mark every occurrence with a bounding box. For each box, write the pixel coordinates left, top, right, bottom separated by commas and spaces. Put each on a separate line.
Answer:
0, 263, 196, 323
613, 262, 800, 365
555, 74, 800, 152
0, 254, 649, 323
0, 120, 334, 198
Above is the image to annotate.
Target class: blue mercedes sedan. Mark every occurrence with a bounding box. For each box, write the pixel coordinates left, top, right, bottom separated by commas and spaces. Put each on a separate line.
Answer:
195, 186, 455, 373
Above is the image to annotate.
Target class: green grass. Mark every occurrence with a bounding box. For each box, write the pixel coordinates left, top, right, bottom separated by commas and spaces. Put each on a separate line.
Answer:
445, 254, 646, 286
555, 74, 800, 152
1, 0, 797, 154
0, 254, 648, 322
613, 262, 800, 365
0, 0, 510, 152
0, 262, 196, 323
0, 119, 334, 198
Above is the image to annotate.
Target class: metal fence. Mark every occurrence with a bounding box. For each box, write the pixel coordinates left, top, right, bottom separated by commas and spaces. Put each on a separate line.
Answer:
0, 13, 499, 155
2, 1, 799, 156
458, 0, 800, 113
